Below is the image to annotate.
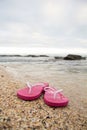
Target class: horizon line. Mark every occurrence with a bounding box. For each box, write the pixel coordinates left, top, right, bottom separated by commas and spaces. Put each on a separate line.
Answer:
0, 47, 87, 56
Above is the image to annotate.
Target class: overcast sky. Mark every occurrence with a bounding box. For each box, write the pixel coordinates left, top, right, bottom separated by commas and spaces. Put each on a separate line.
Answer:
0, 0, 87, 55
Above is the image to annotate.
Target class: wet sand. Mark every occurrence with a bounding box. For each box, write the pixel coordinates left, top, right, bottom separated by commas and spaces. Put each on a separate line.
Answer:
0, 63, 87, 130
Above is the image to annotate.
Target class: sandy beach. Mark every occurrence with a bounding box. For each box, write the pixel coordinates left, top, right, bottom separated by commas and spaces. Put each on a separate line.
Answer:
0, 0, 87, 129
0, 61, 87, 130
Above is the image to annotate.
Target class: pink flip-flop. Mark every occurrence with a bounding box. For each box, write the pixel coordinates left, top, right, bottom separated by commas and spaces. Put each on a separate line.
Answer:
17, 82, 49, 100
44, 87, 69, 107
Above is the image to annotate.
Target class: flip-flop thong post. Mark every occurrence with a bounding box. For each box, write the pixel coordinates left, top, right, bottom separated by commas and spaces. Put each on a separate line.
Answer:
17, 82, 49, 100
44, 87, 69, 107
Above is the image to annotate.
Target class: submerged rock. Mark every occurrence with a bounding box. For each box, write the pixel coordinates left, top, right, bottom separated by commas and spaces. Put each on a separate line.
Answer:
64, 54, 86, 60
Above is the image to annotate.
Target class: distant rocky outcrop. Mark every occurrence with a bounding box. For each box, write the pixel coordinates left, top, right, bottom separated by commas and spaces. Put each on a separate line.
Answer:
64, 54, 86, 60
0, 54, 49, 58
0, 55, 21, 57
24, 55, 49, 57
25, 55, 39, 57
39, 55, 49, 57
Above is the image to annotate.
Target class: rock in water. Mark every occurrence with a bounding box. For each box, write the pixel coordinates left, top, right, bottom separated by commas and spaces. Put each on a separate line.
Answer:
64, 54, 85, 60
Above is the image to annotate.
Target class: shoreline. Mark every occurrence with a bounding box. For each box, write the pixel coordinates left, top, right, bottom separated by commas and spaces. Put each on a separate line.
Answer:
0, 64, 87, 129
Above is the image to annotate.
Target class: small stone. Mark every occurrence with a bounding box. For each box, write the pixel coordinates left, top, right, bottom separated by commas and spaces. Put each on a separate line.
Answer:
46, 116, 50, 119
7, 117, 11, 122
3, 125, 7, 129
0, 109, 2, 112
1, 75, 4, 77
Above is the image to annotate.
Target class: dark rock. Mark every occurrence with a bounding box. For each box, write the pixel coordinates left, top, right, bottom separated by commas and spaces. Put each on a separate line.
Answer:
54, 56, 63, 60
46, 116, 50, 119
25, 55, 39, 57
64, 54, 86, 60
39, 55, 49, 57
0, 109, 2, 112
25, 55, 49, 57
0, 55, 21, 57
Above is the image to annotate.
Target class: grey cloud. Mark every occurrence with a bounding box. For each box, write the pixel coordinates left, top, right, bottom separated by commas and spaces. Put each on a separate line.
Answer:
0, 0, 87, 51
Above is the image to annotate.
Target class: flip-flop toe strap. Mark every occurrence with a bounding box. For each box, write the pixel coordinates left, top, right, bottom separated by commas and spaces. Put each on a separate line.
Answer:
44, 86, 63, 99
53, 89, 63, 99
27, 82, 46, 94
27, 82, 32, 94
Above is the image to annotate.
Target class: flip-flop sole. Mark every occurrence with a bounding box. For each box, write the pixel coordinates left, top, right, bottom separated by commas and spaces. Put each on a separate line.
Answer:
44, 92, 69, 107
17, 86, 43, 100
17, 82, 49, 101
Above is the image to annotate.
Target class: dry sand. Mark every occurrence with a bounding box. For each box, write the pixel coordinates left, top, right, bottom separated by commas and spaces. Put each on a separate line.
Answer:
0, 64, 87, 130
